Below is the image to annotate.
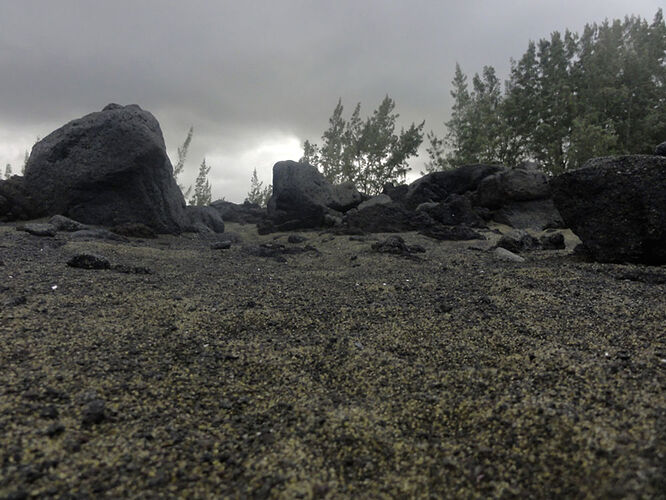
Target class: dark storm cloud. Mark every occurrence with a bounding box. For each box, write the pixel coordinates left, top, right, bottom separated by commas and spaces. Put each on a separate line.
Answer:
0, 0, 661, 201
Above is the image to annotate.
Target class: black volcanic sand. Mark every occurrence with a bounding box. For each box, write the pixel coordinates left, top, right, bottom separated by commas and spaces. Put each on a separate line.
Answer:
1, 222, 664, 498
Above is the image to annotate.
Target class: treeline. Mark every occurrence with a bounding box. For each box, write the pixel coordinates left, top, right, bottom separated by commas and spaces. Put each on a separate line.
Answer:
303, 9, 665, 192
427, 10, 666, 174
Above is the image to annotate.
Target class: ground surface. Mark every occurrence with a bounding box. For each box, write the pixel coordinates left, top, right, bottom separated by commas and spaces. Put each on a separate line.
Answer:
0, 222, 664, 499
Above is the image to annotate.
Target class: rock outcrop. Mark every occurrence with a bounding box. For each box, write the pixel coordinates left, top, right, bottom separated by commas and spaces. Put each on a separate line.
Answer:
552, 155, 666, 264
22, 104, 189, 233
265, 161, 362, 231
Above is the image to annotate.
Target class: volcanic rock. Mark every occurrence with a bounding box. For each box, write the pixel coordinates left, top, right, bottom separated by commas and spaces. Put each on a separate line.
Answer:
404, 164, 503, 209
23, 104, 188, 233
497, 229, 540, 253
346, 203, 434, 233
266, 161, 361, 231
49, 215, 88, 232
655, 141, 666, 156
185, 206, 225, 234
16, 223, 57, 237
67, 254, 112, 270
552, 155, 666, 264
210, 200, 266, 225
0, 176, 38, 221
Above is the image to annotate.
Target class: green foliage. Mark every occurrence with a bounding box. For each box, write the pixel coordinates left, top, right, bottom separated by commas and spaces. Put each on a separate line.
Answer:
4, 163, 12, 179
428, 9, 666, 174
303, 95, 424, 195
245, 168, 272, 207
174, 126, 193, 199
189, 157, 212, 206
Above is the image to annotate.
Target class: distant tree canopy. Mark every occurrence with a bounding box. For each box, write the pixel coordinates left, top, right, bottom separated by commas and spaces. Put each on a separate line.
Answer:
302, 95, 424, 195
426, 9, 666, 174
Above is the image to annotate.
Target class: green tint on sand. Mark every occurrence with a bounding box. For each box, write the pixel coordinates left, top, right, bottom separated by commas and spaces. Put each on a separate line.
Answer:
0, 223, 664, 498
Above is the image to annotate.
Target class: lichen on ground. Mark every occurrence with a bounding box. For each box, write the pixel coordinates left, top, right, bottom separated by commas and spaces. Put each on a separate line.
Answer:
0, 223, 664, 498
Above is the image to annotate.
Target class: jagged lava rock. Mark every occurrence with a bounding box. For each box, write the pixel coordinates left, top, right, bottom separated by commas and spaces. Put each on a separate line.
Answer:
404, 164, 503, 209
23, 104, 188, 233
552, 155, 666, 264
267, 161, 361, 230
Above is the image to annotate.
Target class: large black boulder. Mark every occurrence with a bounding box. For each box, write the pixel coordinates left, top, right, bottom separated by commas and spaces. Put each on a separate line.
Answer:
552, 155, 666, 264
23, 104, 188, 233
266, 161, 361, 230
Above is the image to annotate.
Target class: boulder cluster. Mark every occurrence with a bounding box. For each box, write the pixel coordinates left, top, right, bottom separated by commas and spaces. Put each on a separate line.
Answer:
259, 160, 563, 237
1, 104, 664, 265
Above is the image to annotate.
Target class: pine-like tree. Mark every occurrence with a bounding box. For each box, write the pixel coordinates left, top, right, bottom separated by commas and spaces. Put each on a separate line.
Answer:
303, 95, 424, 194
173, 127, 193, 198
4, 163, 12, 179
245, 168, 272, 207
189, 158, 212, 206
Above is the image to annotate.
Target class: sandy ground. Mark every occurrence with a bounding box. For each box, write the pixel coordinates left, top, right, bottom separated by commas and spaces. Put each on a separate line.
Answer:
0, 222, 664, 498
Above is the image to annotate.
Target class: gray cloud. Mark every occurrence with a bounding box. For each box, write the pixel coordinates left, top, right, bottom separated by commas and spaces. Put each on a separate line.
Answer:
0, 0, 661, 201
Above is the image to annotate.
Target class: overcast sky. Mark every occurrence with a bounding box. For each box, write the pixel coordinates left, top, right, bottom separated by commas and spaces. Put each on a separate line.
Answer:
0, 1, 661, 202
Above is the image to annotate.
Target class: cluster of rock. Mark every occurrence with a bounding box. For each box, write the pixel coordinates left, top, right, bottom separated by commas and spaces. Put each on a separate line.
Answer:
2, 103, 664, 265
257, 160, 562, 237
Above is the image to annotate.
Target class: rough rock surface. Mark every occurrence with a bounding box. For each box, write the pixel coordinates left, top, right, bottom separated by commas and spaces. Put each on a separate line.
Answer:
345, 204, 433, 233
49, 215, 88, 232
492, 199, 563, 230
419, 194, 486, 227
0, 176, 38, 221
475, 167, 551, 208
22, 104, 188, 233
211, 200, 266, 225
655, 141, 666, 156
552, 155, 666, 264
16, 223, 57, 237
185, 206, 225, 234
404, 164, 503, 209
266, 161, 361, 230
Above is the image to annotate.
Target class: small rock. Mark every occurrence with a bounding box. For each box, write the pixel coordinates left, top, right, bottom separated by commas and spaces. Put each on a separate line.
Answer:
45, 422, 65, 437
17, 223, 57, 237
81, 399, 106, 426
371, 235, 425, 256
49, 215, 88, 232
287, 234, 308, 244
540, 232, 565, 250
655, 141, 666, 156
493, 247, 526, 263
497, 229, 540, 253
67, 254, 111, 270
210, 241, 232, 250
